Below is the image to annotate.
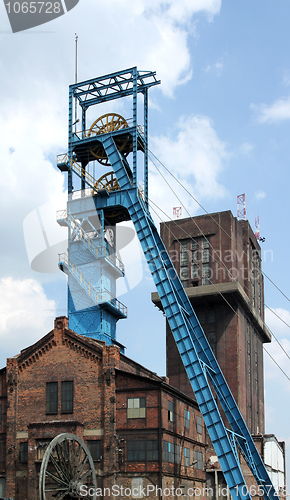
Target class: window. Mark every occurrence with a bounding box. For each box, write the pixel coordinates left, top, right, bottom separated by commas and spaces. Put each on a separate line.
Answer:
194, 450, 203, 469
0, 404, 2, 425
127, 397, 146, 419
37, 440, 51, 460
127, 440, 158, 461
202, 262, 211, 285
146, 440, 158, 461
184, 409, 190, 429
196, 415, 203, 435
208, 309, 216, 324
19, 442, 28, 463
168, 401, 174, 422
184, 447, 190, 467
87, 441, 101, 461
163, 441, 180, 464
61, 381, 73, 413
46, 382, 58, 414
180, 240, 189, 287
128, 441, 145, 461
180, 237, 211, 286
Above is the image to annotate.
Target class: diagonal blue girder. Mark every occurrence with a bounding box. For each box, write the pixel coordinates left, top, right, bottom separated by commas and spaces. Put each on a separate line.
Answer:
97, 137, 280, 500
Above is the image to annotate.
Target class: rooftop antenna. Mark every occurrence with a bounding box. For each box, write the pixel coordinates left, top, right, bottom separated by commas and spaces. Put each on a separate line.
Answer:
237, 193, 246, 220
173, 207, 182, 218
255, 216, 260, 240
74, 33, 79, 132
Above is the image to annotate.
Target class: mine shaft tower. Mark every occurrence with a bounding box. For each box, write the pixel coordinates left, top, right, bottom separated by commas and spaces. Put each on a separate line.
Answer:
57, 68, 159, 348
57, 67, 279, 500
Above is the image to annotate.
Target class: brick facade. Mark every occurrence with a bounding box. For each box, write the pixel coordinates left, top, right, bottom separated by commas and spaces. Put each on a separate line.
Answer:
0, 317, 207, 500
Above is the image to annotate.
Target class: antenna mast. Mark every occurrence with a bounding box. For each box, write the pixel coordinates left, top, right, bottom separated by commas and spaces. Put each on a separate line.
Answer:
237, 193, 246, 220
74, 33, 78, 131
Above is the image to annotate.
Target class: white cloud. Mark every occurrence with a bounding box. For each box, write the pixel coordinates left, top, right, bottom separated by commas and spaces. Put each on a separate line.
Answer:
251, 96, 290, 123
255, 190, 266, 200
205, 61, 224, 75
148, 115, 228, 222
0, 277, 56, 367
240, 142, 254, 155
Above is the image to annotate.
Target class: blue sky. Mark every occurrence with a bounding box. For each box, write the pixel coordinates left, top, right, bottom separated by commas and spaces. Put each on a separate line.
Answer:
0, 0, 290, 488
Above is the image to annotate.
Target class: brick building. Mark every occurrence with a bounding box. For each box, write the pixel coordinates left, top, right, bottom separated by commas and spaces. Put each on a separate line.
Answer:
0, 316, 207, 500
152, 210, 285, 495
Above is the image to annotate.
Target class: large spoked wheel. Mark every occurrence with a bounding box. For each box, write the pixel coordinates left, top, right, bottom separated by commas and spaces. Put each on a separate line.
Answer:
39, 433, 97, 500
87, 113, 130, 165
92, 171, 120, 194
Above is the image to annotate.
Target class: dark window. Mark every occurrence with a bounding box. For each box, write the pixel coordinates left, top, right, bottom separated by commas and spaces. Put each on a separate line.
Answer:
87, 441, 101, 461
184, 409, 190, 429
127, 397, 146, 419
127, 440, 146, 461
194, 450, 203, 469
196, 415, 203, 434
127, 440, 158, 461
61, 381, 73, 413
0, 404, 2, 425
208, 309, 216, 324
37, 440, 51, 460
163, 441, 180, 464
46, 382, 58, 414
20, 442, 28, 463
146, 440, 158, 461
184, 447, 190, 467
168, 401, 174, 422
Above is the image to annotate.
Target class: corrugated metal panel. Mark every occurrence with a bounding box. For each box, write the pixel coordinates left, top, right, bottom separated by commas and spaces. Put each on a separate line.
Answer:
264, 437, 284, 474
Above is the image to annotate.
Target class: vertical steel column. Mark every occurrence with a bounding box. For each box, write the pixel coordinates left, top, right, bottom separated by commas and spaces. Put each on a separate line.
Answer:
82, 107, 86, 139
132, 67, 137, 188
144, 88, 149, 209
81, 106, 87, 192
68, 88, 73, 194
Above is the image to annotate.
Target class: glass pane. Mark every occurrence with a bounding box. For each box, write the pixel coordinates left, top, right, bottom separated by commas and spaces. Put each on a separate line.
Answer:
191, 264, 199, 279
180, 267, 189, 279
46, 382, 58, 414
61, 381, 73, 413
202, 248, 210, 263
87, 441, 101, 460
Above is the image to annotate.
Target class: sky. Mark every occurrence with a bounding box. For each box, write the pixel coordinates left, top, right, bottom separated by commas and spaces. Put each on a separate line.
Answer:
1, 0, 290, 488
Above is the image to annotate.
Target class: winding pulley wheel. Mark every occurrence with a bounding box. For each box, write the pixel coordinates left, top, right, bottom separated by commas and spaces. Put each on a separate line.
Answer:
39, 433, 97, 500
88, 113, 130, 166
92, 171, 120, 194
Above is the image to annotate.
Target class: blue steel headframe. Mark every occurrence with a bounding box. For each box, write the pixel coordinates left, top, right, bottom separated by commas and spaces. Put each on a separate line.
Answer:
68, 67, 160, 200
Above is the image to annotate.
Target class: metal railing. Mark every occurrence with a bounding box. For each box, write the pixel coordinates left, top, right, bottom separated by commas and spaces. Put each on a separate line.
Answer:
56, 210, 125, 275
58, 253, 127, 317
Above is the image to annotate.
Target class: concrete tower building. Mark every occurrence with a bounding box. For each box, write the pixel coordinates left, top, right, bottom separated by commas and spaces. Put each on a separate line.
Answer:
153, 210, 270, 435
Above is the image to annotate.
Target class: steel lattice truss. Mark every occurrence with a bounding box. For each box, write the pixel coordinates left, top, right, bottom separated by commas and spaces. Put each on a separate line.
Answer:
71, 67, 160, 107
